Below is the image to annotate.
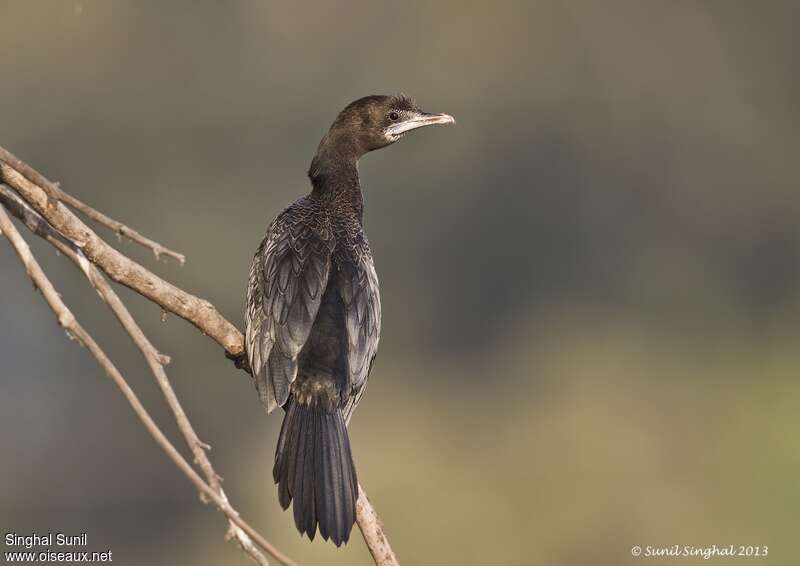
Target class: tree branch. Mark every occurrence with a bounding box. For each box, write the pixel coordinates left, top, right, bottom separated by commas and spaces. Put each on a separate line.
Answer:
0, 146, 400, 565
0, 185, 275, 565
0, 159, 243, 355
0, 146, 185, 264
356, 485, 399, 566
0, 204, 294, 566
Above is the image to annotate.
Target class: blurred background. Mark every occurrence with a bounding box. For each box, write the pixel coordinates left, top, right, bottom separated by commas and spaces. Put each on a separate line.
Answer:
1, 1, 799, 564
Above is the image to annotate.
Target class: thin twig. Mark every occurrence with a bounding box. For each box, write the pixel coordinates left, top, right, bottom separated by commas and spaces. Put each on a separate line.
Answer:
0, 146, 185, 264
0, 205, 295, 566
1, 151, 400, 564
0, 187, 274, 566
67, 248, 273, 565
0, 162, 244, 355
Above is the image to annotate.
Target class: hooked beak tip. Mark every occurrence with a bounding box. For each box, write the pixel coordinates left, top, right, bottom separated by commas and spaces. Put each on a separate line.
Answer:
387, 112, 456, 136
427, 113, 456, 126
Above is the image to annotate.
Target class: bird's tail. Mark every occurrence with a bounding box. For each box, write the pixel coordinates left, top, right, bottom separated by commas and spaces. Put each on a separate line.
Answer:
273, 397, 358, 546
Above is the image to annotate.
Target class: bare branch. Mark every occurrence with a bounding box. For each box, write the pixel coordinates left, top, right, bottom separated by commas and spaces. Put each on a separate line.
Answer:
356, 485, 399, 566
0, 205, 295, 566
67, 254, 272, 566
0, 160, 244, 356
1, 187, 279, 565
1, 149, 400, 565
0, 146, 185, 264
0, 183, 72, 245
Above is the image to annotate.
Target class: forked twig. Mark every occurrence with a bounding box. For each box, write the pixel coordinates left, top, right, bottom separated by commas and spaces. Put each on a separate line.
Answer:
0, 161, 243, 354
0, 146, 185, 264
0, 205, 294, 566
0, 186, 273, 565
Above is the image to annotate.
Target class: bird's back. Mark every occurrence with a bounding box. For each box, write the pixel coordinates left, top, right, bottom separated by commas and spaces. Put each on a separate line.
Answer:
246, 194, 380, 415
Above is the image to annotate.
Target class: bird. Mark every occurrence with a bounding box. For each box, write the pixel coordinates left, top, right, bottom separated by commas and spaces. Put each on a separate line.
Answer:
244, 94, 454, 546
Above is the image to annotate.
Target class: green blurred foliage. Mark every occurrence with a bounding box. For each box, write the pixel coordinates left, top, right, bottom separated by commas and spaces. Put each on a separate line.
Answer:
1, 1, 798, 564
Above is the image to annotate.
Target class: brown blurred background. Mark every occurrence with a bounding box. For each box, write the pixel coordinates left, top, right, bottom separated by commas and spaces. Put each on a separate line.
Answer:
1, 1, 799, 564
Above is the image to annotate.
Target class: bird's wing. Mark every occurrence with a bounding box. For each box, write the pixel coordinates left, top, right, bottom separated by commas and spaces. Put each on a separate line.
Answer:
246, 210, 332, 413
337, 239, 381, 424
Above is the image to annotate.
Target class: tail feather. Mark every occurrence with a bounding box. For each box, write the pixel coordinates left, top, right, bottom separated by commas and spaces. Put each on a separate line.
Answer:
274, 399, 358, 546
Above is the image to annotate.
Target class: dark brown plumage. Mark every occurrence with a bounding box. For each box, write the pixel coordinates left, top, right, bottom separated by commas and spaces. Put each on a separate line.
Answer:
245, 94, 454, 545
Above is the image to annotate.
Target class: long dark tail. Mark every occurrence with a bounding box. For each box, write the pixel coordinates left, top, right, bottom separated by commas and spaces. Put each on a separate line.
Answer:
273, 398, 358, 546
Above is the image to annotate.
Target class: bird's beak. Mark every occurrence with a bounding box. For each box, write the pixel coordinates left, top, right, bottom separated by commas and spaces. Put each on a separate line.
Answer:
386, 112, 456, 136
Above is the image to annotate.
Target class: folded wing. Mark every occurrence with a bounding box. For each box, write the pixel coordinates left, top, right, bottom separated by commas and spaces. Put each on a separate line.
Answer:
336, 239, 381, 424
246, 211, 333, 413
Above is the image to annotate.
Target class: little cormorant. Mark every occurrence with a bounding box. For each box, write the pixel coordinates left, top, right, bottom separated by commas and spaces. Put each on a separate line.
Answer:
245, 94, 454, 545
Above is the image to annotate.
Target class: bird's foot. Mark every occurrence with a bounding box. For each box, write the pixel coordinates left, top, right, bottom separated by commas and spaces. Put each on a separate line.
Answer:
226, 350, 252, 375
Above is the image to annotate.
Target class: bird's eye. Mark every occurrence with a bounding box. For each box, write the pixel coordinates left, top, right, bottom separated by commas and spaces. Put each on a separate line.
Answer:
389, 112, 399, 121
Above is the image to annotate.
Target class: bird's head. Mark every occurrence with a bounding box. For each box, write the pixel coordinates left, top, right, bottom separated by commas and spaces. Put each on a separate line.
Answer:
333, 94, 455, 151
311, 95, 454, 178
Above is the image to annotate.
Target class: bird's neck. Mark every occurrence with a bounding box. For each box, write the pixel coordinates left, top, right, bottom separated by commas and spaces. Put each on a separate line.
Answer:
308, 146, 364, 223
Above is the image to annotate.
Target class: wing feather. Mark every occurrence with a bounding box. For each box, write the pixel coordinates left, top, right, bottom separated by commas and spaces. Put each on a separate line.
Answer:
245, 205, 332, 413
337, 240, 381, 423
